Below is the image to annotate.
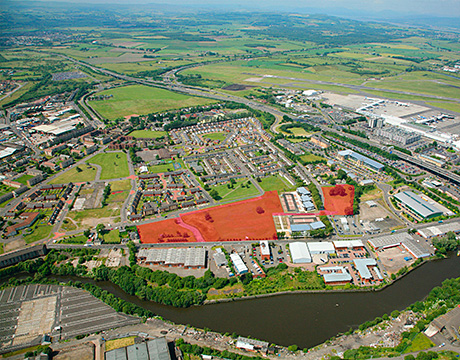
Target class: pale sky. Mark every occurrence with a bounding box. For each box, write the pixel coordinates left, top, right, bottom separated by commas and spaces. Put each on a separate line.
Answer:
23, 0, 460, 18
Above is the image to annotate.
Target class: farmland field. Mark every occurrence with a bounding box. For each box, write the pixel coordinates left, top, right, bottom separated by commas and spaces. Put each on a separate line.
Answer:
89, 85, 217, 120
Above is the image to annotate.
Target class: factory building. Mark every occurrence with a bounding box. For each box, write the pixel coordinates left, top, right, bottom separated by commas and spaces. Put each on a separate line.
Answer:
213, 248, 227, 267
105, 337, 171, 360
337, 149, 384, 172
259, 240, 271, 260
368, 233, 432, 259
138, 248, 206, 269
321, 266, 353, 285
236, 337, 269, 354
230, 253, 248, 275
289, 242, 312, 263
417, 222, 460, 239
394, 191, 443, 221
307, 241, 335, 255
333, 240, 364, 251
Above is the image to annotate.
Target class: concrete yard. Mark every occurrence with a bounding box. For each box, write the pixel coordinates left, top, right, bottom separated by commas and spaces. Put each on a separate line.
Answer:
377, 246, 416, 274
0, 285, 140, 354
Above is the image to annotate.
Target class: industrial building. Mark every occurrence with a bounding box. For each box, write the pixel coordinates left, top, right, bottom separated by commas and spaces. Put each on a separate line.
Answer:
290, 221, 325, 234
289, 242, 312, 263
417, 222, 460, 239
337, 149, 384, 172
259, 240, 271, 260
230, 253, 248, 275
320, 266, 353, 285
236, 337, 269, 354
354, 259, 383, 283
138, 248, 206, 269
368, 233, 432, 258
105, 337, 171, 360
333, 240, 364, 251
394, 191, 443, 221
307, 242, 335, 255
213, 248, 227, 267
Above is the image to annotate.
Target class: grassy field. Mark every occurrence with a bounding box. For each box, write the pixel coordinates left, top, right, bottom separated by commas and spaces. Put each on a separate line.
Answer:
213, 179, 260, 202
90, 152, 129, 180
203, 132, 227, 142
0, 184, 14, 197
58, 235, 88, 244
110, 179, 132, 191
300, 153, 326, 163
105, 337, 136, 352
426, 101, 460, 113
0, 243, 3, 255
258, 175, 296, 193
49, 165, 97, 184
103, 229, 121, 244
23, 224, 54, 244
128, 130, 168, 139
61, 218, 77, 232
89, 85, 217, 120
403, 333, 435, 353
289, 127, 312, 137
147, 158, 185, 174
15, 174, 33, 185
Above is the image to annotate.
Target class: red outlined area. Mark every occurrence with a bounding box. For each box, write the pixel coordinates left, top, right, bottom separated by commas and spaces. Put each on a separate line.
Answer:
138, 191, 283, 243
322, 185, 355, 216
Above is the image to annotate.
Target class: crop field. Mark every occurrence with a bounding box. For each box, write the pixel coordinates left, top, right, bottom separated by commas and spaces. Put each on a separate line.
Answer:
322, 185, 355, 215
50, 165, 98, 184
138, 191, 283, 243
89, 152, 129, 180
89, 85, 217, 120
128, 130, 167, 139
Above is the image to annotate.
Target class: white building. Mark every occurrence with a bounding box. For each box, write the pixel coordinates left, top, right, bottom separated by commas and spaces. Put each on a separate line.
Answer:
307, 242, 335, 255
289, 242, 312, 263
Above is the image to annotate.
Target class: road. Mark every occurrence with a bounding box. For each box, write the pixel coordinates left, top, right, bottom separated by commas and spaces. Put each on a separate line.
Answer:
0, 82, 26, 102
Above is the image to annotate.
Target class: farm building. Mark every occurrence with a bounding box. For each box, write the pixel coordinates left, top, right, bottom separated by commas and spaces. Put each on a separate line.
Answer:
289, 242, 312, 263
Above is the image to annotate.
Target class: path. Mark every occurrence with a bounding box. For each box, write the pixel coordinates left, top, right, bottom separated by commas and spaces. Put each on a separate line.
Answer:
175, 217, 205, 242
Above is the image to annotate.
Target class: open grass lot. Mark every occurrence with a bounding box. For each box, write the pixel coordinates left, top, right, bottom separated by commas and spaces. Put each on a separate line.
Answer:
61, 218, 77, 232
212, 179, 260, 202
426, 101, 460, 114
23, 224, 54, 244
89, 85, 217, 120
289, 127, 312, 137
58, 235, 88, 244
128, 130, 167, 139
300, 153, 326, 163
402, 333, 435, 353
110, 179, 132, 192
105, 337, 136, 352
203, 132, 227, 142
49, 165, 97, 184
15, 174, 33, 185
0, 184, 14, 197
90, 152, 129, 180
68, 205, 121, 229
147, 159, 185, 174
103, 229, 121, 244
259, 175, 296, 193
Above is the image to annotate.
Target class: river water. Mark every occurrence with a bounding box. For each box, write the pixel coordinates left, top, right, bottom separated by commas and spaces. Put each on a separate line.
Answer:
8, 255, 460, 348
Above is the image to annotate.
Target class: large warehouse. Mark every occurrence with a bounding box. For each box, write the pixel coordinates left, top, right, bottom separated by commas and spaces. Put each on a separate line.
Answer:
368, 233, 432, 258
138, 247, 206, 269
230, 253, 248, 275
307, 241, 335, 255
289, 242, 312, 263
337, 149, 384, 172
394, 191, 443, 221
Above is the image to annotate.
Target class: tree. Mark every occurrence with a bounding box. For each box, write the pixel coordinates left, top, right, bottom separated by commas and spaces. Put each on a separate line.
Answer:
288, 345, 298, 352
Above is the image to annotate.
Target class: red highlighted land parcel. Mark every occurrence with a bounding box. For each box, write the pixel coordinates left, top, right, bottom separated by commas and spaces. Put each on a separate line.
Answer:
138, 191, 283, 243
322, 185, 355, 216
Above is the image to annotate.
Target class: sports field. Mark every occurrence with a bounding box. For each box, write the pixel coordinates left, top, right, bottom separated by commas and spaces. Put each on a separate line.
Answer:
89, 85, 217, 120
322, 185, 355, 215
138, 191, 283, 243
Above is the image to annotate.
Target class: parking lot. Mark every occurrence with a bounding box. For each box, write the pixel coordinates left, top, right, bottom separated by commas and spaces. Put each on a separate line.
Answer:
0, 285, 140, 353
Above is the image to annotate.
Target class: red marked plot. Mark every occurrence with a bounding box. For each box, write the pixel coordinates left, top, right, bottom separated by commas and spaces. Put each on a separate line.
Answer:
322, 185, 355, 216
138, 218, 198, 244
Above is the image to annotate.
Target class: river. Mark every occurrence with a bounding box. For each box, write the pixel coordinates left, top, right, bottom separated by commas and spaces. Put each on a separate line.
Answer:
7, 255, 460, 349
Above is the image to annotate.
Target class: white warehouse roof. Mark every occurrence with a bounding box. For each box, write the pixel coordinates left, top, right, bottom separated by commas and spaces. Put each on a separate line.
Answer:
230, 253, 248, 274
290, 242, 312, 263
307, 241, 335, 254
260, 240, 270, 257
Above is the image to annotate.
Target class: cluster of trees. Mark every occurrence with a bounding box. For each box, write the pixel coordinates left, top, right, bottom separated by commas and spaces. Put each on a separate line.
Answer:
342, 128, 368, 139
307, 182, 323, 210
101, 183, 111, 207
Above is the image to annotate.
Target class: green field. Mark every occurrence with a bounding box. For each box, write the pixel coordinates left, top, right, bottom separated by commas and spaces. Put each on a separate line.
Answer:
300, 153, 326, 163
89, 85, 217, 120
147, 159, 185, 174
110, 179, 132, 191
90, 152, 129, 180
58, 235, 88, 244
212, 179, 260, 202
289, 127, 312, 137
23, 224, 54, 244
0, 243, 3, 255
258, 175, 296, 193
15, 174, 33, 185
128, 130, 168, 139
49, 165, 97, 184
426, 101, 460, 114
203, 132, 227, 142
403, 333, 435, 353
103, 229, 121, 244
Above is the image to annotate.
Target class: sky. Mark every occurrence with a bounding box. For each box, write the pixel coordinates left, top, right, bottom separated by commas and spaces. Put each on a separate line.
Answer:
31, 0, 460, 18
